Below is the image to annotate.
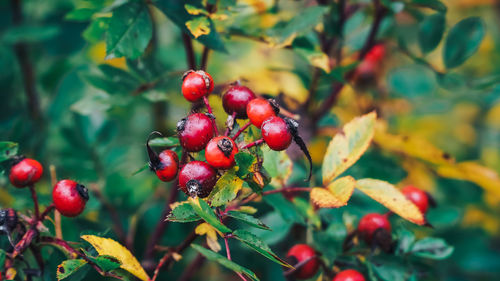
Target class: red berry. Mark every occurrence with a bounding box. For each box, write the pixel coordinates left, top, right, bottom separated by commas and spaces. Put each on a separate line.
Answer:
286, 244, 320, 280
357, 213, 391, 242
154, 150, 179, 182
9, 158, 43, 188
182, 70, 214, 102
365, 44, 385, 63
222, 85, 256, 119
205, 136, 238, 169
177, 113, 215, 152
179, 161, 217, 198
332, 269, 366, 281
261, 116, 292, 151
52, 180, 88, 217
402, 185, 429, 214
246, 98, 278, 128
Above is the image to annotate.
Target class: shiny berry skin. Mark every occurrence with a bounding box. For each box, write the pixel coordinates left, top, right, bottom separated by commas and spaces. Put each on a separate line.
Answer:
154, 150, 179, 182
205, 136, 238, 169
286, 244, 320, 280
52, 180, 89, 217
222, 86, 256, 119
357, 213, 391, 242
246, 98, 278, 128
364, 44, 385, 63
402, 185, 429, 214
332, 269, 366, 281
179, 161, 217, 198
261, 116, 292, 151
9, 158, 43, 188
177, 113, 215, 152
182, 70, 214, 102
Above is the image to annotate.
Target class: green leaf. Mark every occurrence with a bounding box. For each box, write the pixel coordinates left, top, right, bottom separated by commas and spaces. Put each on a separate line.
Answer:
235, 152, 257, 178
65, 8, 96, 21
272, 6, 329, 44
209, 169, 244, 207
370, 260, 407, 281
322, 112, 376, 185
106, 1, 153, 59
57, 260, 88, 280
263, 194, 305, 224
233, 230, 293, 268
262, 147, 292, 183
148, 137, 180, 147
418, 13, 445, 53
395, 226, 416, 255
410, 237, 454, 260
443, 17, 485, 69
2, 25, 60, 44
387, 64, 436, 97
167, 202, 201, 222
189, 197, 232, 233
186, 17, 211, 38
410, 0, 447, 13
87, 255, 121, 272
227, 211, 270, 230
185, 4, 208, 16
191, 244, 259, 281
155, 0, 226, 52
83, 18, 109, 43
0, 249, 6, 268
0, 142, 18, 162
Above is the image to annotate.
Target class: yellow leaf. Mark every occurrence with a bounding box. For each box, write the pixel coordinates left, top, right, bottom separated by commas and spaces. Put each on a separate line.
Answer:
311, 176, 356, 208
185, 17, 211, 38
374, 121, 454, 165
322, 112, 377, 185
81, 235, 150, 281
195, 223, 222, 252
462, 205, 500, 235
437, 162, 500, 199
355, 179, 425, 225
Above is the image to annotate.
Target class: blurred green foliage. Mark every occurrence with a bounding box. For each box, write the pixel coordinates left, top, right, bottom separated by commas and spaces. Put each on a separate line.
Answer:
1, 0, 500, 280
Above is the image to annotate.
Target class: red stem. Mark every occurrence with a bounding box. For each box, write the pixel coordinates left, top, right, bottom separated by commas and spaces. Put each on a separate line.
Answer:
203, 96, 218, 134
224, 236, 247, 281
232, 121, 251, 141
29, 185, 40, 219
242, 139, 264, 150
151, 251, 170, 281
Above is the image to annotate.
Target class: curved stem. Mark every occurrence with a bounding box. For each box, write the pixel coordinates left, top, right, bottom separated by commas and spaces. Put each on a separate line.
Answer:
242, 139, 264, 150
29, 185, 40, 219
224, 236, 247, 281
203, 96, 218, 134
232, 121, 251, 141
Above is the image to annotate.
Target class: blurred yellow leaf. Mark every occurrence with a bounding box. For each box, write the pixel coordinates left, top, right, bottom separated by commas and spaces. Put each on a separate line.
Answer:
87, 41, 127, 69
437, 162, 500, 199
81, 235, 149, 281
374, 121, 454, 165
486, 102, 500, 129
186, 17, 210, 38
462, 205, 500, 235
322, 112, 376, 185
356, 178, 425, 225
195, 223, 222, 252
311, 176, 356, 208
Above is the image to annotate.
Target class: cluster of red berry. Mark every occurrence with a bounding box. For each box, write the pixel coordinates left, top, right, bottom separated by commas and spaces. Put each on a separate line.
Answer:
9, 157, 88, 217
284, 185, 433, 280
147, 70, 312, 198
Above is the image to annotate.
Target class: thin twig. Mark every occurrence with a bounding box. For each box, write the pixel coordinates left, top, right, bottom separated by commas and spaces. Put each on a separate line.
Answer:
224, 236, 247, 281
89, 184, 127, 246
203, 96, 218, 134
242, 139, 264, 149
313, 0, 386, 122
200, 47, 210, 71
29, 185, 40, 219
177, 254, 205, 281
11, 0, 42, 120
182, 33, 196, 69
232, 121, 251, 141
49, 165, 62, 239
